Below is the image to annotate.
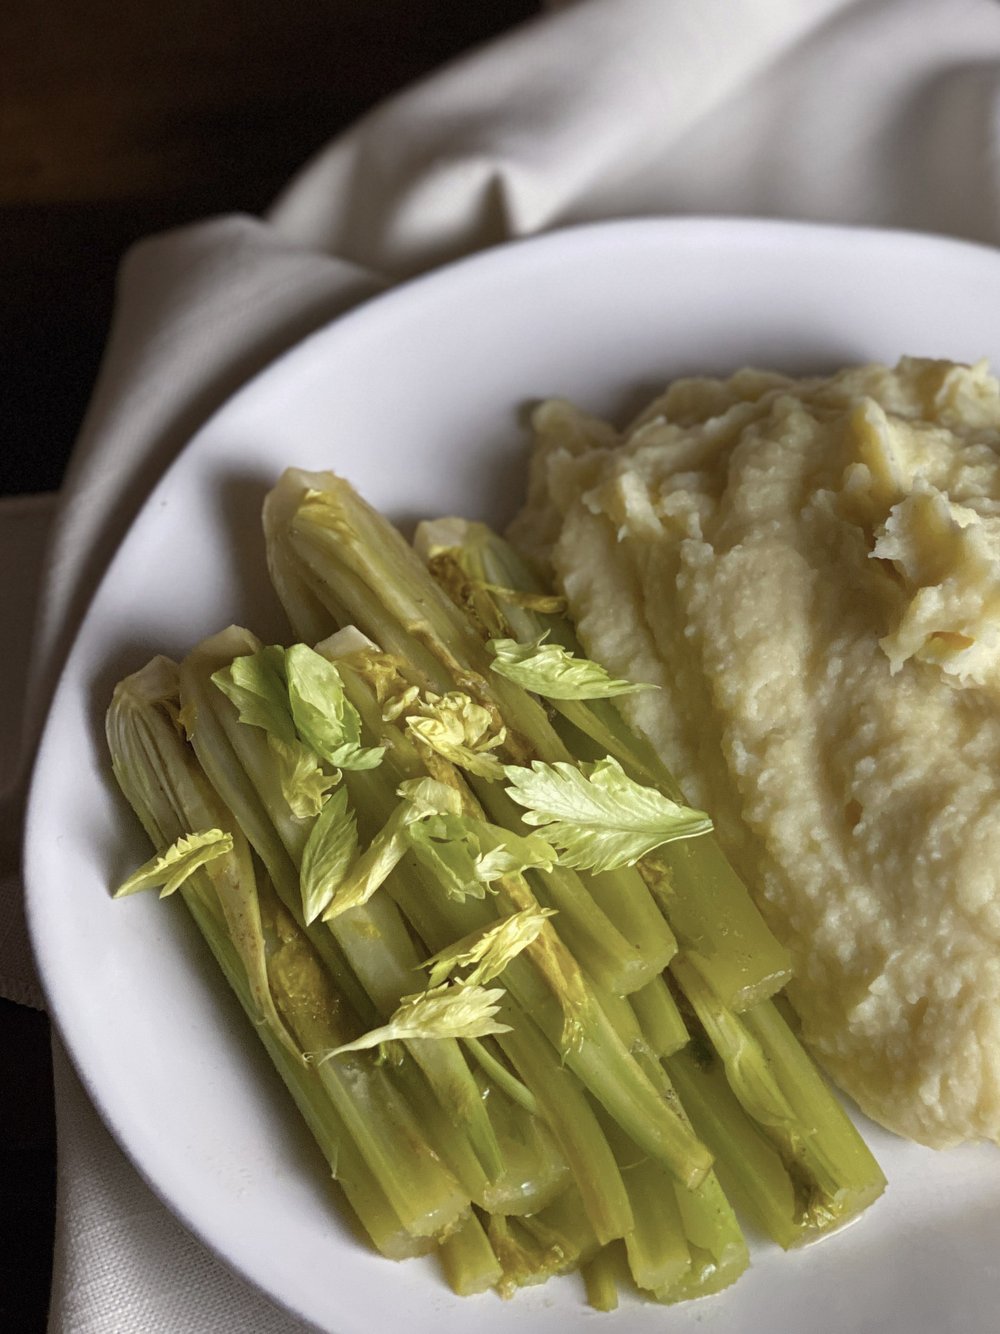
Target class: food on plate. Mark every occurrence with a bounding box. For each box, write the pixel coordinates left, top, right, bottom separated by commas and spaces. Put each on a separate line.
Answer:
105, 468, 885, 1310
510, 355, 1000, 1149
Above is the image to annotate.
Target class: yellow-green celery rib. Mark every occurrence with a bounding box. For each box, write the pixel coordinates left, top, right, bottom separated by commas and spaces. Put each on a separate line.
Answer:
518, 1184, 602, 1270
629, 976, 690, 1058
186, 868, 433, 1261
437, 1213, 503, 1297
666, 1045, 802, 1251
621, 1036, 750, 1303
580, 1247, 620, 1312
672, 958, 886, 1237
742, 998, 887, 1232
486, 1214, 575, 1299
595, 1101, 693, 1296
178, 634, 379, 1027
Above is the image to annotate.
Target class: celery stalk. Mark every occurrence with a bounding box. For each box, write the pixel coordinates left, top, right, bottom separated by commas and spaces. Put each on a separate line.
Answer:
581, 1248, 620, 1312
741, 998, 887, 1234
671, 959, 886, 1239
630, 977, 690, 1058
519, 1184, 602, 1268
666, 1045, 801, 1250
596, 1108, 692, 1295
437, 1213, 503, 1296
486, 1215, 576, 1297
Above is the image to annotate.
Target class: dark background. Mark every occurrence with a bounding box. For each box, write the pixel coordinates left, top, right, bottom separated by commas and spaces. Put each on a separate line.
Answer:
1, 2, 537, 1327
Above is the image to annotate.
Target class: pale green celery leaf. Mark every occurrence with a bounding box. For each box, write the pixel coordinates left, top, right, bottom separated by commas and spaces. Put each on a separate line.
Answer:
489, 635, 656, 700
211, 646, 296, 745
407, 815, 490, 901
312, 984, 511, 1058
405, 809, 555, 901
212, 646, 335, 817
423, 908, 558, 988
321, 782, 467, 921
381, 685, 420, 722
473, 825, 559, 881
285, 643, 384, 771
503, 757, 712, 874
396, 776, 464, 817
113, 828, 233, 899
405, 691, 506, 780
268, 735, 337, 820
299, 785, 358, 924
321, 799, 421, 920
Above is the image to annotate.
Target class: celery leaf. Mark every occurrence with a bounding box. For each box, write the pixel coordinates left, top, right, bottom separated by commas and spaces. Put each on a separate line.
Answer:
405, 691, 506, 779
212, 646, 296, 744
285, 644, 385, 772
503, 757, 712, 873
113, 828, 233, 899
422, 908, 557, 988
489, 635, 655, 700
311, 984, 511, 1058
299, 785, 358, 923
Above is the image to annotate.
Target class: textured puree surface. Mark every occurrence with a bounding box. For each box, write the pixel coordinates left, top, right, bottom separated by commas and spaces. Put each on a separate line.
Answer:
511, 358, 1000, 1148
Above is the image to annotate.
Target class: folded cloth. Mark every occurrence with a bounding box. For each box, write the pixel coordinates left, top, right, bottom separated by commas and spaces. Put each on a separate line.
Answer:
6, 0, 1000, 1328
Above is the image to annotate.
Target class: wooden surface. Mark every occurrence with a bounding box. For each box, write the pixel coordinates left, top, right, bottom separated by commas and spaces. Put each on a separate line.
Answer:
1, 4, 536, 1328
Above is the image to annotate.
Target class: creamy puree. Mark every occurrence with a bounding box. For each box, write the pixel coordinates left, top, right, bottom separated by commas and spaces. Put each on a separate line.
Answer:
509, 357, 1000, 1148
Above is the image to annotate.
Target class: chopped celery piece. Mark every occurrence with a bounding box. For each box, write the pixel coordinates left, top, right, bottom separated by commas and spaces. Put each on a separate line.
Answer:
581, 1247, 620, 1312
629, 976, 690, 1058
742, 999, 887, 1233
667, 1045, 801, 1250
487, 1215, 574, 1297
438, 1213, 502, 1296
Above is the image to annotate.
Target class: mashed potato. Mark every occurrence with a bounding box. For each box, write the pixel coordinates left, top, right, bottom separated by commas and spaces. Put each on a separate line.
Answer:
509, 357, 1000, 1149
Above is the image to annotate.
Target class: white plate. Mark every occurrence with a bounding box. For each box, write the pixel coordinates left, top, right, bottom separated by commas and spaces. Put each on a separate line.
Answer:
25, 217, 1000, 1334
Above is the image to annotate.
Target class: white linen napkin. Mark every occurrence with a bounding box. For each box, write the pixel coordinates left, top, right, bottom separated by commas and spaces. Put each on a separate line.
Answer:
7, 0, 1000, 1328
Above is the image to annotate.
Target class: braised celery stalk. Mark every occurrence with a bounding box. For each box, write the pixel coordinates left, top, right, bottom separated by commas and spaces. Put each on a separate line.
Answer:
666, 1044, 803, 1251
581, 1247, 620, 1312
668, 959, 886, 1244
105, 658, 467, 1250
437, 1214, 503, 1297
415, 515, 793, 1011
